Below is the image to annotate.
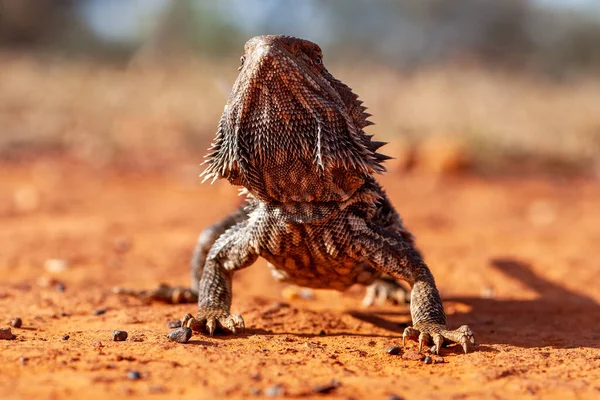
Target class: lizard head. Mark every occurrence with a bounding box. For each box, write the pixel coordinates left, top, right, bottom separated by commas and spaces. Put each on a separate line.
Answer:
202, 35, 390, 203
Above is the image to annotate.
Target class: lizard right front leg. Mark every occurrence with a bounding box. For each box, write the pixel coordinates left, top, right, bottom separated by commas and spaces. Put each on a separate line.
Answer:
183, 218, 258, 335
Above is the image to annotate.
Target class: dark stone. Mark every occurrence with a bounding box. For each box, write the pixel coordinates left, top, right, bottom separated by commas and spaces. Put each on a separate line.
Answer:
127, 370, 141, 380
167, 327, 192, 343
167, 320, 182, 329
0, 327, 15, 340
112, 330, 128, 341
313, 379, 341, 394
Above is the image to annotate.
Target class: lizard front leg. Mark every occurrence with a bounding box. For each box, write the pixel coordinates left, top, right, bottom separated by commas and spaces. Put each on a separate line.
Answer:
358, 223, 475, 354
183, 218, 258, 335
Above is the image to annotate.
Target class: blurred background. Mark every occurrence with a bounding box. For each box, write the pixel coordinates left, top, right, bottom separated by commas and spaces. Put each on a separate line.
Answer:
1, 0, 600, 176
3, 3, 600, 396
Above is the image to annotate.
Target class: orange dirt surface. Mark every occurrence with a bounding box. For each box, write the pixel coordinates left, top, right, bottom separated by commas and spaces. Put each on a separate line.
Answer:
0, 158, 599, 400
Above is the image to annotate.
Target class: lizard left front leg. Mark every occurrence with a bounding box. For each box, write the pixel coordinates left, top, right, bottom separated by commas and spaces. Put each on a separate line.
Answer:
358, 223, 476, 354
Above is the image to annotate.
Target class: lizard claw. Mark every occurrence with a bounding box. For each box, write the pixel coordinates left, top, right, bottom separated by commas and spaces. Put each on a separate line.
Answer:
181, 309, 245, 336
402, 324, 476, 354
182, 313, 202, 331
206, 318, 217, 336
432, 333, 444, 355
418, 332, 431, 352
457, 325, 476, 353
402, 326, 419, 348
227, 314, 245, 334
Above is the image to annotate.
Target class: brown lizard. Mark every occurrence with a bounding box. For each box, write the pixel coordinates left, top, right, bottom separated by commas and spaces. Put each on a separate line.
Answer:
119, 35, 475, 354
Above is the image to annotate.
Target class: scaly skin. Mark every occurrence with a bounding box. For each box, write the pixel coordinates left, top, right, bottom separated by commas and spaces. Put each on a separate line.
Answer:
120, 35, 475, 354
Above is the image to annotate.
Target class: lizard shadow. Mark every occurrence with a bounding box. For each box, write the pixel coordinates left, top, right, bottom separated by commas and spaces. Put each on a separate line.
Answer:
348, 257, 600, 350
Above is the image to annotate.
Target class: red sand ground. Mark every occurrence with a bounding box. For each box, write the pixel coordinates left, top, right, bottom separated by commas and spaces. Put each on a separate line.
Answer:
0, 159, 599, 399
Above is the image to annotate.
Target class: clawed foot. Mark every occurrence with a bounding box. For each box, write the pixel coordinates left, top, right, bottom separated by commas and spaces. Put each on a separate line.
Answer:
181, 310, 245, 336
113, 284, 198, 304
362, 277, 410, 307
402, 324, 475, 354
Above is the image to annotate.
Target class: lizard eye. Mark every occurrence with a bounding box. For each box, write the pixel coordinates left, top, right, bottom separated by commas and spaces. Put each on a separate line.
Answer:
315, 56, 322, 65
238, 55, 246, 71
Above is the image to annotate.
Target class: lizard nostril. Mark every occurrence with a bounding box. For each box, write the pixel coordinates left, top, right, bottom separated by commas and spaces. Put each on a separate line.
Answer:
289, 41, 300, 55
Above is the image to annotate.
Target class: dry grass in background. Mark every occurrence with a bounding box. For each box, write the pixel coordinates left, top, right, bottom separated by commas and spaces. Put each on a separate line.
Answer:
1, 53, 599, 174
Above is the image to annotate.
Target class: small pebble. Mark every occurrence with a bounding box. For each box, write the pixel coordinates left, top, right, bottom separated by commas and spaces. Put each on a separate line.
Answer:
11, 318, 23, 328
127, 370, 141, 381
113, 330, 128, 341
148, 385, 167, 393
251, 372, 262, 381
423, 356, 432, 364
402, 350, 424, 361
433, 355, 445, 364
167, 320, 182, 329
62, 335, 70, 340
386, 345, 402, 355
264, 384, 284, 397
249, 388, 261, 396
318, 329, 326, 336
19, 357, 28, 366
0, 327, 15, 340
55, 283, 66, 292
313, 379, 341, 394
167, 327, 192, 343
388, 394, 405, 400
36, 276, 59, 288
93, 308, 107, 316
